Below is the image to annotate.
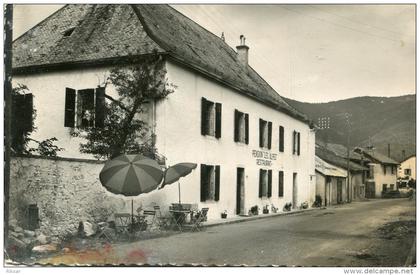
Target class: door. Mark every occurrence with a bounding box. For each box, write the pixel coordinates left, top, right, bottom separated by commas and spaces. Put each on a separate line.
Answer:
293, 173, 298, 209
337, 179, 343, 203
366, 181, 375, 198
236, 168, 245, 215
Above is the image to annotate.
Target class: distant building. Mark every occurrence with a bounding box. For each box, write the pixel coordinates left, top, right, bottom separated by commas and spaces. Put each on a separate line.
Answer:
315, 156, 347, 206
354, 148, 399, 198
398, 155, 416, 181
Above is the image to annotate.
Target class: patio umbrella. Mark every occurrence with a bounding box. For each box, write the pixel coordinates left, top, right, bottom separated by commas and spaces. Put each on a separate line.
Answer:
160, 162, 197, 204
99, 154, 164, 225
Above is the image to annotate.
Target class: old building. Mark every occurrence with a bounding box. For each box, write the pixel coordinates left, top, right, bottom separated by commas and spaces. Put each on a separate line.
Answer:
315, 145, 368, 202
11, 4, 316, 225
398, 155, 416, 182
315, 156, 347, 206
354, 148, 399, 198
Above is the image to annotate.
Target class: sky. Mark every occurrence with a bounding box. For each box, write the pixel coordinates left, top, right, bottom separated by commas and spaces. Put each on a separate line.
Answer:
12, 4, 415, 103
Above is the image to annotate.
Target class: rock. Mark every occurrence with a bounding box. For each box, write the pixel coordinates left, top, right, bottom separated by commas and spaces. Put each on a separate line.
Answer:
32, 244, 58, 254
24, 230, 36, 238
14, 226, 23, 233
78, 221, 97, 237
36, 233, 48, 245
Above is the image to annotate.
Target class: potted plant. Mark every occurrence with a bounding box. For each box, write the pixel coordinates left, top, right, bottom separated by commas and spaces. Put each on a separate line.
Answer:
250, 205, 259, 216
263, 205, 269, 214
283, 202, 292, 212
221, 210, 227, 219
271, 204, 278, 213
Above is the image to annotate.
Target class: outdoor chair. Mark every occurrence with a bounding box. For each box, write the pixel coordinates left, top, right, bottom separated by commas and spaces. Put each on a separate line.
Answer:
186, 207, 209, 232
153, 205, 170, 230
143, 210, 161, 232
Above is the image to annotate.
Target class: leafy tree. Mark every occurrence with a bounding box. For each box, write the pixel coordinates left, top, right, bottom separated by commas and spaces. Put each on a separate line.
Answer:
75, 54, 176, 160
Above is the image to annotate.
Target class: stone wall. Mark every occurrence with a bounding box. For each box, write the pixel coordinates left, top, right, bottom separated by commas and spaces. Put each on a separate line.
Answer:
9, 156, 135, 239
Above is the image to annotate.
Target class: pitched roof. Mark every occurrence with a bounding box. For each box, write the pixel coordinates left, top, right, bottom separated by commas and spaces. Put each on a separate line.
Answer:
315, 156, 347, 177
359, 150, 399, 165
316, 146, 368, 172
400, 154, 416, 163
12, 4, 309, 124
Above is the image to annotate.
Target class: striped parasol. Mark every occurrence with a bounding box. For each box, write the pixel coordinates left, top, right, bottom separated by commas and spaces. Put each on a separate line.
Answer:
99, 154, 164, 196
160, 162, 197, 204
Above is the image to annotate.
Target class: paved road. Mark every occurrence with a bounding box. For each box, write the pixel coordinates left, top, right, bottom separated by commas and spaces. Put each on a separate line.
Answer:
42, 199, 415, 266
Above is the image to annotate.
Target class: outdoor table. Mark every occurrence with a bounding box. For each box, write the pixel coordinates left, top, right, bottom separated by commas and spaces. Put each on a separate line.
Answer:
169, 209, 192, 232
115, 213, 147, 235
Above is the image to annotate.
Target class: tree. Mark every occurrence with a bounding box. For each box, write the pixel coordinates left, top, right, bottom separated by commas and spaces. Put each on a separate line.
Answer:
75, 54, 176, 160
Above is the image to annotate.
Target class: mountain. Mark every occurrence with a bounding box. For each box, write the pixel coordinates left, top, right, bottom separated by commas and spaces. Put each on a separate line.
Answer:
284, 94, 416, 162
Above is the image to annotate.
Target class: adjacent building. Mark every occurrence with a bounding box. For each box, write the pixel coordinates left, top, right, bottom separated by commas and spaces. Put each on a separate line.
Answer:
12, 4, 316, 222
398, 155, 416, 182
315, 156, 347, 206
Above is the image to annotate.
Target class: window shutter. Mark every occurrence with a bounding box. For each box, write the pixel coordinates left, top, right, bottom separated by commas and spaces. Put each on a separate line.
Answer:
215, 165, 220, 201
292, 131, 296, 155
297, 132, 301, 155
95, 87, 105, 128
278, 171, 284, 197
267, 121, 272, 149
215, 103, 222, 138
259, 169, 263, 198
234, 109, 239, 142
64, 88, 76, 127
22, 94, 33, 132
259, 119, 264, 148
200, 164, 208, 202
245, 113, 249, 144
201, 97, 207, 135
267, 170, 272, 198
279, 126, 284, 152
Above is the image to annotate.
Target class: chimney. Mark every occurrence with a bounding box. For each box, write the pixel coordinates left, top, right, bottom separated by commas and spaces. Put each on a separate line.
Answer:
236, 35, 249, 66
402, 150, 406, 160
387, 143, 391, 157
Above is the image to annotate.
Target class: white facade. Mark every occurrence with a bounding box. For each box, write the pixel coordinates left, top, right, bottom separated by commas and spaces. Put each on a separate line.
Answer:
366, 163, 398, 198
13, 59, 316, 220
398, 156, 416, 181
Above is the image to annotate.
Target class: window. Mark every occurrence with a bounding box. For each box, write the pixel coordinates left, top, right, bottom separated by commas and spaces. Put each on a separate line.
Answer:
200, 164, 220, 202
383, 165, 387, 175
382, 184, 387, 192
201, 97, 221, 138
292, 130, 300, 155
405, 169, 412, 176
234, 109, 249, 144
391, 166, 395, 175
259, 119, 272, 149
64, 87, 105, 128
367, 165, 375, 179
279, 126, 284, 152
11, 92, 33, 150
390, 184, 395, 191
278, 171, 284, 197
259, 169, 272, 198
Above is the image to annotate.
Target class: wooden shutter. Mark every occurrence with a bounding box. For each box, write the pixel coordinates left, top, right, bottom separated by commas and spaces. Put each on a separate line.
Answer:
64, 88, 76, 127
267, 121, 272, 149
215, 165, 220, 201
279, 171, 284, 197
259, 119, 264, 148
20, 94, 33, 132
95, 87, 105, 128
297, 132, 301, 155
234, 109, 240, 142
245, 113, 249, 144
292, 131, 296, 155
201, 97, 207, 135
200, 164, 208, 202
267, 170, 272, 198
259, 169, 263, 198
279, 126, 284, 152
215, 103, 222, 138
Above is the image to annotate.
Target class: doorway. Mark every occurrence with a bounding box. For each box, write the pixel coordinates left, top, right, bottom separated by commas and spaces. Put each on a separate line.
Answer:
293, 173, 298, 209
236, 168, 245, 215
337, 179, 343, 203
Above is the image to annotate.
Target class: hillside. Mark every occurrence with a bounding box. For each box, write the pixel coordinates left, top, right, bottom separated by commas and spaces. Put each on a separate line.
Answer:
284, 95, 416, 162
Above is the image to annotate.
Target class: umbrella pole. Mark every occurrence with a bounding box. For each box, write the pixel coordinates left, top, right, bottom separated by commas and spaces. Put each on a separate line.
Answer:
131, 199, 134, 231
178, 181, 181, 204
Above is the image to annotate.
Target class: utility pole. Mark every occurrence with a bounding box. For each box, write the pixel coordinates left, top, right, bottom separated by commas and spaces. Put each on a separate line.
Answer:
345, 113, 351, 203
4, 4, 13, 250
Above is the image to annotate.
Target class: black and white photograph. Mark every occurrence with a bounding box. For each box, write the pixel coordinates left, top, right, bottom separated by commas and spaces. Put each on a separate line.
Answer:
2, 1, 416, 272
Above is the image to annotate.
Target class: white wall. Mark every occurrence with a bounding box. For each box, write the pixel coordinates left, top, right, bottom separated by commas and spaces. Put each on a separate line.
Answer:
13, 67, 118, 159
398, 156, 416, 180
371, 163, 398, 197
13, 60, 316, 221
155, 60, 315, 219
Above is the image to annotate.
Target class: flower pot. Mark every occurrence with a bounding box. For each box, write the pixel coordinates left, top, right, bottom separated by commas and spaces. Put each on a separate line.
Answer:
221, 213, 227, 219
263, 209, 269, 214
